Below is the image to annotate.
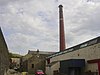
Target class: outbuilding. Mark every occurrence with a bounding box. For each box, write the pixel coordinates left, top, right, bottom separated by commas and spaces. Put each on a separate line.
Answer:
46, 36, 100, 75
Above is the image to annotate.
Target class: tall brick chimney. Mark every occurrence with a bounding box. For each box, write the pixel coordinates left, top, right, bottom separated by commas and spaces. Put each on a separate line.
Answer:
59, 5, 66, 51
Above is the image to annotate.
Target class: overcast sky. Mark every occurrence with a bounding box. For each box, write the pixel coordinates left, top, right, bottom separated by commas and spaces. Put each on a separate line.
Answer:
0, 0, 100, 55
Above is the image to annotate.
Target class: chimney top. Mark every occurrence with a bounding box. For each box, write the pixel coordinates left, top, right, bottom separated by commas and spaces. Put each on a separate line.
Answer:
59, 5, 63, 8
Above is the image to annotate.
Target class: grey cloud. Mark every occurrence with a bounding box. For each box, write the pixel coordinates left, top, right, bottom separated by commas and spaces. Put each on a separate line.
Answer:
63, 1, 100, 48
70, 3, 100, 34
0, 0, 100, 54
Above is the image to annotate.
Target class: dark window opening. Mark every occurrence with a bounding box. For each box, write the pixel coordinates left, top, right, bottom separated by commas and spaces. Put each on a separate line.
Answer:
32, 64, 34, 68
47, 58, 50, 64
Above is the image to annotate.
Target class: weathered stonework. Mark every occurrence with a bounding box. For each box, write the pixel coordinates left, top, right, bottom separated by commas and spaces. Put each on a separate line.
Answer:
21, 50, 54, 74
0, 28, 9, 75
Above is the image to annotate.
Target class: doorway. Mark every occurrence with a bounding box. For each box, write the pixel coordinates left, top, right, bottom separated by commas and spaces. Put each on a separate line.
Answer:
68, 67, 81, 75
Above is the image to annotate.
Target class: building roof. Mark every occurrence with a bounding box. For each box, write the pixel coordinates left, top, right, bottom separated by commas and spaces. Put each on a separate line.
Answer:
28, 50, 55, 55
47, 36, 100, 59
22, 50, 55, 61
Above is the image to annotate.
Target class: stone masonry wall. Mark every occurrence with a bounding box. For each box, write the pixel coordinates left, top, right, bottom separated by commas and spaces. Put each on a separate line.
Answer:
0, 28, 9, 75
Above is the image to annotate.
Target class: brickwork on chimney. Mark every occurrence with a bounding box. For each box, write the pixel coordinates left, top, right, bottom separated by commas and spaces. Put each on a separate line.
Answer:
59, 5, 66, 51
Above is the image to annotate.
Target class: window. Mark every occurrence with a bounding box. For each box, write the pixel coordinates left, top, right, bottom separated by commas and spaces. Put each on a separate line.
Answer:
68, 48, 74, 51
80, 43, 87, 48
47, 58, 50, 64
32, 64, 34, 68
88, 39, 97, 46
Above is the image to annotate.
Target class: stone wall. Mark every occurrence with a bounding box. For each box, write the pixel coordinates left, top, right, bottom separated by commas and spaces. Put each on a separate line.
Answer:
46, 43, 100, 75
28, 54, 46, 74
0, 28, 9, 75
